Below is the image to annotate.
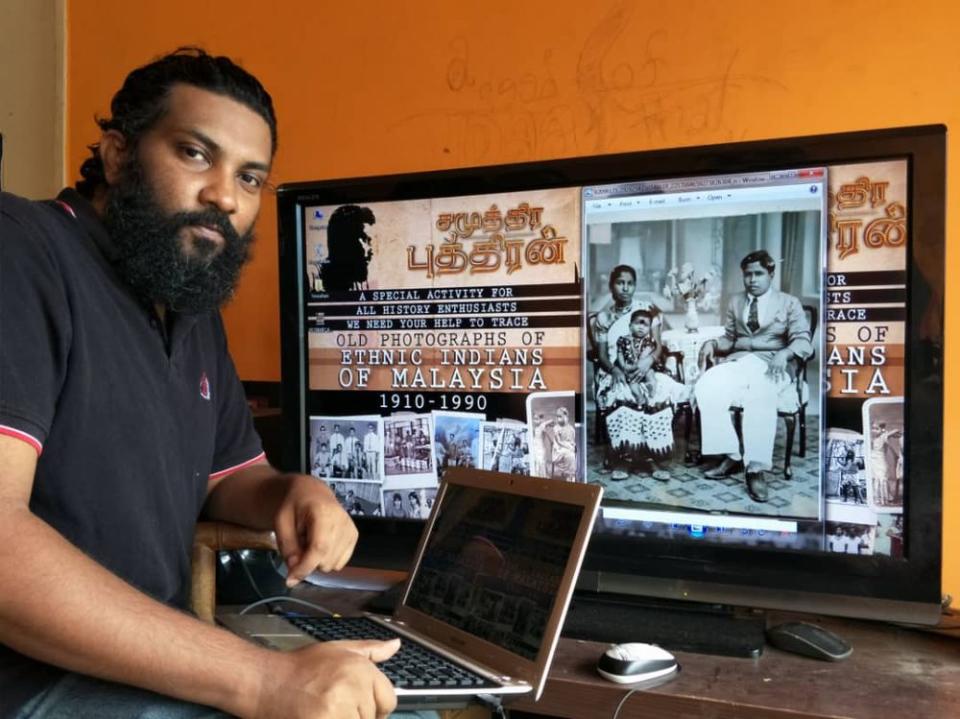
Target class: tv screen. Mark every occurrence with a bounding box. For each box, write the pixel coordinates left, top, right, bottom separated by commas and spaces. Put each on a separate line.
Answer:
277, 125, 944, 627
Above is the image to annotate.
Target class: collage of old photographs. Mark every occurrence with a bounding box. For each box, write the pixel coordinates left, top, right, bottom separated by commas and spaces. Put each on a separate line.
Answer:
308, 391, 578, 518
822, 397, 904, 558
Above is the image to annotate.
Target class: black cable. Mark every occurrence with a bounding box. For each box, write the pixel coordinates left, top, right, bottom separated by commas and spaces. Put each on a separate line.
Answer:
475, 694, 506, 717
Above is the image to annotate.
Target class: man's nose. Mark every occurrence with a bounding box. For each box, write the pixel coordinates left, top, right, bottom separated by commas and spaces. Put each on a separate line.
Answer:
198, 169, 238, 215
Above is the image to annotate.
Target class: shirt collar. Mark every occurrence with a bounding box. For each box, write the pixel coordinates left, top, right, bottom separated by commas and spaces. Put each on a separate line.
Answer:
750, 288, 772, 308
54, 188, 121, 263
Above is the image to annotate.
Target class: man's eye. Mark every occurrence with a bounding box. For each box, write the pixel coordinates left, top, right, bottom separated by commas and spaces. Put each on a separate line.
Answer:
181, 146, 209, 164
239, 173, 264, 191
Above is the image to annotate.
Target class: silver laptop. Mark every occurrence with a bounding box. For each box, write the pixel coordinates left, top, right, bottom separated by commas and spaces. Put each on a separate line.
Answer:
218, 467, 601, 709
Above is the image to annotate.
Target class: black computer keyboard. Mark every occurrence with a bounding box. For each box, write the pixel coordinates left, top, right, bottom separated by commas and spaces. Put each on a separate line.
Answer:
285, 615, 499, 690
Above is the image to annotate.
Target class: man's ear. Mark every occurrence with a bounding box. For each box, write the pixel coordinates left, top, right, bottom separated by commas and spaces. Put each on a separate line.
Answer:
98, 130, 129, 185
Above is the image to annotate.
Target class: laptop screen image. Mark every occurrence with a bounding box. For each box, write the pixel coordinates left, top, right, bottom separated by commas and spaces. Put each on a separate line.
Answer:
405, 484, 584, 660
393, 469, 601, 699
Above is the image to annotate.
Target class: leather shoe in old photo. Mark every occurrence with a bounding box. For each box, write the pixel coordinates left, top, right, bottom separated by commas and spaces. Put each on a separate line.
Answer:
704, 457, 743, 479
746, 471, 769, 503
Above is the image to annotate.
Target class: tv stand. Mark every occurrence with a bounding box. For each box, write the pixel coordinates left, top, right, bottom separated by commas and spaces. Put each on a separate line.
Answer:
562, 591, 766, 658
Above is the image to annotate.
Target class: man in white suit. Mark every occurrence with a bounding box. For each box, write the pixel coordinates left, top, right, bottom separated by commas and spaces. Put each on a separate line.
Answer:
695, 250, 812, 502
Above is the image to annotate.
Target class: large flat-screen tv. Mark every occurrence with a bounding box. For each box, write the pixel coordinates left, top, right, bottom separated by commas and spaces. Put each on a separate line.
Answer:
277, 125, 945, 640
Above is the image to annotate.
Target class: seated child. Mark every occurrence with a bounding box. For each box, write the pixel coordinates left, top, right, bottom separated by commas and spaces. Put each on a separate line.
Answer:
615, 310, 661, 405
604, 308, 690, 479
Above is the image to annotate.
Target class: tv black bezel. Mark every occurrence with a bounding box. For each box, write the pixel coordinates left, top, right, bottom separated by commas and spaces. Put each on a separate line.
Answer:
276, 124, 945, 624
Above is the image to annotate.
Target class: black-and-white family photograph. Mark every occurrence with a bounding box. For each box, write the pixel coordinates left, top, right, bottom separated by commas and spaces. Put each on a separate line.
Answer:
480, 422, 530, 475
527, 392, 577, 481
824, 428, 867, 505
381, 487, 437, 520
309, 416, 382, 481
825, 520, 876, 555
383, 415, 434, 480
874, 513, 904, 559
863, 397, 904, 512
325, 479, 382, 517
585, 205, 823, 519
433, 411, 482, 481
824, 498, 877, 553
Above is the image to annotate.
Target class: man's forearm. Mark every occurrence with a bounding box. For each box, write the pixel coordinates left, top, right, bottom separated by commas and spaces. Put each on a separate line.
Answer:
0, 506, 268, 717
714, 336, 734, 355
203, 463, 293, 529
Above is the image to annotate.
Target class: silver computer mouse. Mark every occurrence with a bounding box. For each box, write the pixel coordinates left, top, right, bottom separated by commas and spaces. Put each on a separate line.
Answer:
597, 642, 679, 683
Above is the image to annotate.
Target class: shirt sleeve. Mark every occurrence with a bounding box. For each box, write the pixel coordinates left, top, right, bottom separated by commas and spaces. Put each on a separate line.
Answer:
723, 298, 739, 343
208, 314, 264, 479
0, 197, 72, 454
784, 295, 814, 359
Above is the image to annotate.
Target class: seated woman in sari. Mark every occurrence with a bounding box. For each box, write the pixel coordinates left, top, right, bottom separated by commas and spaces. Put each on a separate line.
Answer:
590, 265, 661, 476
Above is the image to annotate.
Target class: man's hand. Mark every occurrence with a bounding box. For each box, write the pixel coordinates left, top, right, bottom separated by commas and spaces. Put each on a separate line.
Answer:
766, 351, 790, 381
256, 639, 399, 719
274, 474, 359, 584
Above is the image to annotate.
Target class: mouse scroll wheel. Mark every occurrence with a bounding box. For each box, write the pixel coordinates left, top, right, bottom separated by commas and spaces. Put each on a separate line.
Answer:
612, 646, 630, 660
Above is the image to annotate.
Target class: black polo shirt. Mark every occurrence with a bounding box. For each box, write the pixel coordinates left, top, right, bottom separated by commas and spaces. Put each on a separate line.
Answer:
0, 189, 264, 708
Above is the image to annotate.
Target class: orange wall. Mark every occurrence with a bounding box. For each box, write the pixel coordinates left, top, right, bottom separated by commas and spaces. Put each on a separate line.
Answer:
66, 1, 958, 601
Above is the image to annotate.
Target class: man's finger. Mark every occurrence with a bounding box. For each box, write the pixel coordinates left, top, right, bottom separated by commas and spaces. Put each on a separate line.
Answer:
334, 538, 355, 572
273, 507, 301, 574
286, 538, 328, 584
372, 666, 398, 719
286, 511, 336, 583
335, 638, 401, 662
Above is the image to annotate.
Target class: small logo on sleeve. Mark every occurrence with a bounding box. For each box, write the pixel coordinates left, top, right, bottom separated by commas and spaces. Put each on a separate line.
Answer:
199, 372, 211, 401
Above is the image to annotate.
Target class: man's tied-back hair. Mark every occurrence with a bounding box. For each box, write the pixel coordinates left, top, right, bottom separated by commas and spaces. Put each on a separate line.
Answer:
739, 249, 777, 274
76, 47, 277, 198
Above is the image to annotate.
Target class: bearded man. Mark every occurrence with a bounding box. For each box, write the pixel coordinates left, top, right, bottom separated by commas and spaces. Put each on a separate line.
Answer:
0, 48, 409, 719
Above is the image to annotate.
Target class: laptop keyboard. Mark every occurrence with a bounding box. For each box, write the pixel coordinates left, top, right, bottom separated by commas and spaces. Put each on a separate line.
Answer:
285, 615, 500, 690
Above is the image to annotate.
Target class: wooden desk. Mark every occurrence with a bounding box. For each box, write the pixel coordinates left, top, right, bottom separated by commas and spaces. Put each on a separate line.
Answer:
510, 612, 960, 719
297, 579, 960, 719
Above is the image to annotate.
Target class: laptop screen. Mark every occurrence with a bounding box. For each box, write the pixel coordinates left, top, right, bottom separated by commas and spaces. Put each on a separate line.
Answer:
404, 483, 584, 660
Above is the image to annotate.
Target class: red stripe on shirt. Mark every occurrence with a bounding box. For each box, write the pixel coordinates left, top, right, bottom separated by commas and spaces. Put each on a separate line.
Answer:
208, 451, 266, 481
0, 425, 43, 455
55, 200, 77, 219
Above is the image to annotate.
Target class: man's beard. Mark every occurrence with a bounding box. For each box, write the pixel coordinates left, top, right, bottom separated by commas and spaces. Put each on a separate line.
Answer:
102, 161, 254, 314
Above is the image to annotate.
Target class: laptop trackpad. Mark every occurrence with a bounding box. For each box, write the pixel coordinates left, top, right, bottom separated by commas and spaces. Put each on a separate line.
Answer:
256, 634, 315, 651
219, 614, 315, 651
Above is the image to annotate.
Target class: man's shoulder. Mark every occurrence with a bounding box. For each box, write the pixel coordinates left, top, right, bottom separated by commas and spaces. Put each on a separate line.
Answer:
727, 292, 748, 311
1, 190, 46, 216
1, 191, 66, 237
770, 288, 803, 308
2, 191, 89, 270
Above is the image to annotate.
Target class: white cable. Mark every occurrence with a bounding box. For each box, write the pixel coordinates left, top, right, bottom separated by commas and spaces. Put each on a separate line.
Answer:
612, 688, 639, 719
